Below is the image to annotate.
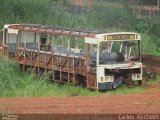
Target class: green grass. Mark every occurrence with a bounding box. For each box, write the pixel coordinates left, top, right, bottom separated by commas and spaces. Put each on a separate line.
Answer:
151, 51, 160, 56
1, 55, 159, 97
107, 76, 160, 95
107, 85, 145, 95
144, 75, 160, 84
0, 55, 101, 97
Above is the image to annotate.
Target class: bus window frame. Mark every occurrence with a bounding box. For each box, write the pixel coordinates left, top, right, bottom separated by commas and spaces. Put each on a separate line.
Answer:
97, 39, 141, 66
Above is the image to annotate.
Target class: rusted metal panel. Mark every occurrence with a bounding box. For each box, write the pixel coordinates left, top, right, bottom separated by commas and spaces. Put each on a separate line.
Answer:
87, 72, 97, 89
16, 47, 89, 85
8, 24, 100, 38
0, 43, 7, 56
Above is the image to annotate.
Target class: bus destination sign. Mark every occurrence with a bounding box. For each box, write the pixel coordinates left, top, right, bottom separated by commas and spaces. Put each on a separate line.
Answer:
105, 34, 136, 40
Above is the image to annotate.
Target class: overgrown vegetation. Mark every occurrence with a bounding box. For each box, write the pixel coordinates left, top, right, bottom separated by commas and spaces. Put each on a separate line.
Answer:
0, 55, 151, 97
0, 0, 160, 96
0, 55, 102, 96
0, 0, 159, 55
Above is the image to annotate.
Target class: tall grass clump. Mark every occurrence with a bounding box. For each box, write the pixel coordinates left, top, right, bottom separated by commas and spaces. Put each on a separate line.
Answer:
0, 55, 101, 97
141, 34, 156, 55
107, 85, 145, 95
0, 0, 54, 28
0, 0, 135, 30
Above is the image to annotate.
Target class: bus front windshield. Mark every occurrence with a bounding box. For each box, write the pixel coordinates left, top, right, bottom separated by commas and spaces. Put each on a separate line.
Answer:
98, 41, 140, 65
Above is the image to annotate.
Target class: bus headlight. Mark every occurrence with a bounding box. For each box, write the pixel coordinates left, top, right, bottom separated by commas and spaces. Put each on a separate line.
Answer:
132, 74, 141, 80
105, 76, 114, 82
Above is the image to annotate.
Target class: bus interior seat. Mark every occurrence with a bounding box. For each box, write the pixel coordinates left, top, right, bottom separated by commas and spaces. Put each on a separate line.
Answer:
52, 46, 85, 58
90, 51, 96, 59
103, 52, 117, 64
26, 43, 38, 50
52, 46, 68, 54
116, 52, 125, 62
123, 41, 136, 47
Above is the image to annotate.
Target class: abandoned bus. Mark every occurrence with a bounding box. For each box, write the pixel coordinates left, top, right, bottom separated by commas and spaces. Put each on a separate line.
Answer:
0, 24, 142, 90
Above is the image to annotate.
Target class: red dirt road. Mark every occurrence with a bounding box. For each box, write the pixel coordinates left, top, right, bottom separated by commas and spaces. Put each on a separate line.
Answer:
0, 92, 160, 114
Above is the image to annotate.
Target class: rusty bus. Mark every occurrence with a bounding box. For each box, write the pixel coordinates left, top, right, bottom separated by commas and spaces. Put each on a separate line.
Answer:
0, 24, 142, 90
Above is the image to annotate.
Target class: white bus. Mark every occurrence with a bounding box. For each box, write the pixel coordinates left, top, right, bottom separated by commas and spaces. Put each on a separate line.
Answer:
1, 24, 142, 90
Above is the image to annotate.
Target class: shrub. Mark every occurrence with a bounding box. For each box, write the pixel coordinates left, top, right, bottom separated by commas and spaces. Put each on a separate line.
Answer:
134, 18, 151, 33
141, 34, 156, 54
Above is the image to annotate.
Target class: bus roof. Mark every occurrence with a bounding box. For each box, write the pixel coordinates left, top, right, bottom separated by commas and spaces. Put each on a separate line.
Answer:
6, 24, 102, 38
6, 24, 140, 40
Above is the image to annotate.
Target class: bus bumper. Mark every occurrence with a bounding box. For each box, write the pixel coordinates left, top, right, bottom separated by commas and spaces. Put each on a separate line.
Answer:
98, 82, 113, 90
98, 79, 122, 90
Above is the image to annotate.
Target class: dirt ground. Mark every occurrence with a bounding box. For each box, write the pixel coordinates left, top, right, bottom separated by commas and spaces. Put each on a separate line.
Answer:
0, 89, 160, 115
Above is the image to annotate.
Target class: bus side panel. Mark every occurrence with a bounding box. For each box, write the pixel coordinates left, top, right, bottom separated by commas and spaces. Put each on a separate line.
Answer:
87, 72, 97, 89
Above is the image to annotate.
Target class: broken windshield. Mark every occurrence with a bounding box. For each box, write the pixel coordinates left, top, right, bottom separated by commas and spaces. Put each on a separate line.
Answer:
98, 41, 140, 65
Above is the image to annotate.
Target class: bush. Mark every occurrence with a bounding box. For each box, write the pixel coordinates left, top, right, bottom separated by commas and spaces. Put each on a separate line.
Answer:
141, 34, 156, 54
134, 18, 151, 33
